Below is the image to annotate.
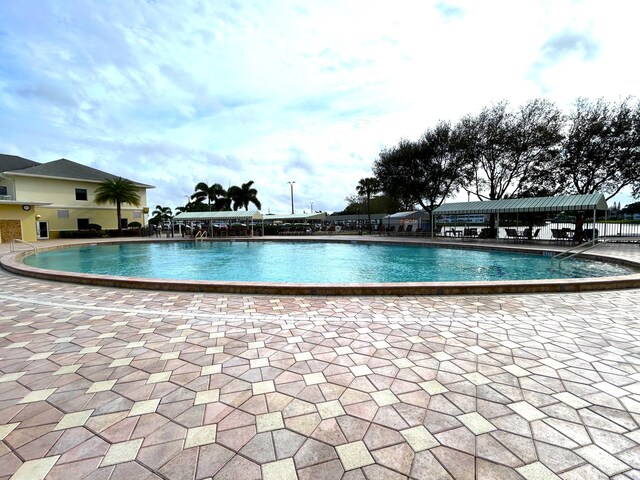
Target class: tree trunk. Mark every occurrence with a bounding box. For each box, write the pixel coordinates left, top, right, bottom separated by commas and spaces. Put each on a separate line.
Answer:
367, 194, 372, 233
117, 201, 122, 234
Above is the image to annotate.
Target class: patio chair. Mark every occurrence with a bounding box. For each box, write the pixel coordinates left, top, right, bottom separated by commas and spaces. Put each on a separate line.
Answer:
504, 228, 520, 242
403, 225, 413, 236
463, 228, 478, 238
551, 228, 570, 243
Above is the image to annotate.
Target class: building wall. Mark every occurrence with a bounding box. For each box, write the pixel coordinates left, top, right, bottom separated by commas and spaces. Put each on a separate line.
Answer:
6, 175, 148, 238
0, 205, 37, 242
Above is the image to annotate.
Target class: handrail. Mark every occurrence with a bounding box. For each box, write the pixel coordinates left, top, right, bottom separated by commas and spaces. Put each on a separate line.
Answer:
10, 239, 39, 255
552, 239, 607, 263
194, 231, 208, 242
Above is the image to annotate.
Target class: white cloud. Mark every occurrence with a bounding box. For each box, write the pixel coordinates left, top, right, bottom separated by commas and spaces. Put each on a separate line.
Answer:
1, 0, 639, 212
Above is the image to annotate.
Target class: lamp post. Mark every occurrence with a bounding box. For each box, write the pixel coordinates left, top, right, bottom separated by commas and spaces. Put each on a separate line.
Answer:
288, 181, 296, 214
357, 208, 361, 234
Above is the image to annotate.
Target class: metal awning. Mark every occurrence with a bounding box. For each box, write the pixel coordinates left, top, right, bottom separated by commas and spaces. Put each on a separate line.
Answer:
382, 211, 428, 220
263, 213, 327, 222
433, 194, 608, 215
174, 211, 263, 221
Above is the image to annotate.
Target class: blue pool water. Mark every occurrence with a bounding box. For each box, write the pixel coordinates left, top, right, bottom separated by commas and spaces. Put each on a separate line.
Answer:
23, 241, 635, 284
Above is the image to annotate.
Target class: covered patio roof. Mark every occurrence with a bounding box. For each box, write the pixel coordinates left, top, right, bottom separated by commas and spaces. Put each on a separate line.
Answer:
263, 213, 327, 222
433, 193, 608, 215
174, 211, 263, 221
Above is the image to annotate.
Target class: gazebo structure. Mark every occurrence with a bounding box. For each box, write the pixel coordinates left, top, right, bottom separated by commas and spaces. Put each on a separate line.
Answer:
433, 193, 609, 242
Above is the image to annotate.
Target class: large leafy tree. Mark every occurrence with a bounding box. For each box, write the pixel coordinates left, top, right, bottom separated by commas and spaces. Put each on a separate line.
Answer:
356, 177, 380, 232
228, 181, 261, 211
556, 97, 640, 200
456, 99, 564, 201
374, 122, 471, 214
94, 177, 141, 233
191, 182, 226, 211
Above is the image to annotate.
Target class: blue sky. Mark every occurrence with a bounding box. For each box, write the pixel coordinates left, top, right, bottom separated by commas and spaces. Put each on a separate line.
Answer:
1, 0, 638, 212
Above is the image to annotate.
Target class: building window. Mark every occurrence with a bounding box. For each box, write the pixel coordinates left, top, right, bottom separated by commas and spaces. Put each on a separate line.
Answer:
57, 209, 70, 218
75, 188, 88, 201
133, 211, 142, 218
77, 218, 90, 230
120, 218, 128, 229
0, 186, 7, 196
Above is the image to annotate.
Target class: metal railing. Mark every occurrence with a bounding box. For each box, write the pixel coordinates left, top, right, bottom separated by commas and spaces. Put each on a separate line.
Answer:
551, 239, 608, 263
194, 231, 208, 241
10, 239, 39, 255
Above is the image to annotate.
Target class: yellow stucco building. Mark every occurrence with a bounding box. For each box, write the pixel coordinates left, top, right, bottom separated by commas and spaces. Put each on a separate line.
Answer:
0, 154, 153, 243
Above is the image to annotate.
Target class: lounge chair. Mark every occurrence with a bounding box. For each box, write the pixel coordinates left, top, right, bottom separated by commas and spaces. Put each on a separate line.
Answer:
403, 225, 413, 236
504, 228, 521, 242
463, 228, 478, 238
551, 228, 570, 243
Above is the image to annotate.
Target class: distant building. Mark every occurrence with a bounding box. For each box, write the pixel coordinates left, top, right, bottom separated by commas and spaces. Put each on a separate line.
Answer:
0, 154, 153, 243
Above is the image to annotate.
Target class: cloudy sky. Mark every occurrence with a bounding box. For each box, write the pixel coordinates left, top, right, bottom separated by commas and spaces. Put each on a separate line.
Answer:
1, 0, 638, 213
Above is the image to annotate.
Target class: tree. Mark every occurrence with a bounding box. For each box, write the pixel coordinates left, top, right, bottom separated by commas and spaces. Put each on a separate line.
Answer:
373, 122, 471, 215
621, 201, 640, 215
374, 138, 419, 210
456, 99, 564, 201
151, 205, 173, 225
339, 194, 404, 215
228, 181, 261, 211
94, 177, 141, 234
557, 97, 640, 200
191, 182, 226, 211
356, 177, 380, 232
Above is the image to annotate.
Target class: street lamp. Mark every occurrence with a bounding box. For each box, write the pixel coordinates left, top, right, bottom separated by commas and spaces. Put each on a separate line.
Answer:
288, 181, 296, 214
357, 208, 361, 234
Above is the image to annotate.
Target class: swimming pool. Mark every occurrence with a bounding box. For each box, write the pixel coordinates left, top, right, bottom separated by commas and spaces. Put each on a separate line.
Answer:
22, 240, 635, 284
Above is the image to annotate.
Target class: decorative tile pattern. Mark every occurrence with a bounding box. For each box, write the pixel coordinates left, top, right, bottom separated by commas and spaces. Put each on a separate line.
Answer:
101, 439, 143, 467
9, 456, 60, 480
185, 424, 217, 448
457, 412, 497, 435
1, 238, 640, 479
336, 441, 375, 470
54, 410, 93, 430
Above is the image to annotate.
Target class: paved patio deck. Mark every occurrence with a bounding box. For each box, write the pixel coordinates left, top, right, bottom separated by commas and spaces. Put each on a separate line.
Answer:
1, 238, 640, 479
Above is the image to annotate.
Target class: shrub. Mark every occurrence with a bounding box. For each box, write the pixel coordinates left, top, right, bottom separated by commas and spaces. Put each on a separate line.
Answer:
129, 221, 142, 228
88, 223, 102, 231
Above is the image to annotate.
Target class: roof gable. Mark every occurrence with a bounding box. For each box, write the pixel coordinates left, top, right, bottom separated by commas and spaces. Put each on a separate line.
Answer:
5, 158, 153, 188
0, 154, 41, 172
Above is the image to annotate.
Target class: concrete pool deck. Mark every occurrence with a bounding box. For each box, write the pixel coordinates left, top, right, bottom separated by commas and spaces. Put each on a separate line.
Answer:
1, 237, 640, 479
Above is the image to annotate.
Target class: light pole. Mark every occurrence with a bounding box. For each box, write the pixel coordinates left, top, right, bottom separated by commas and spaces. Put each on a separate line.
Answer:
288, 181, 296, 214
309, 201, 314, 213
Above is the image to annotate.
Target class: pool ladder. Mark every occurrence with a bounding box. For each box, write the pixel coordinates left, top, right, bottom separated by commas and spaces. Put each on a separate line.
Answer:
551, 239, 608, 263
10, 239, 39, 255
195, 231, 208, 242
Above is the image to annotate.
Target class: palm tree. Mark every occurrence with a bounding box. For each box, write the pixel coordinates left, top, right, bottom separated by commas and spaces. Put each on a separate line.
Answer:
152, 205, 173, 223
191, 182, 225, 211
356, 177, 381, 233
228, 181, 261, 211
94, 177, 141, 234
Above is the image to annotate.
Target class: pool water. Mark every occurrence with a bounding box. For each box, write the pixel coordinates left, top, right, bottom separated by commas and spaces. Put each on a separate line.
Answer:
23, 241, 635, 284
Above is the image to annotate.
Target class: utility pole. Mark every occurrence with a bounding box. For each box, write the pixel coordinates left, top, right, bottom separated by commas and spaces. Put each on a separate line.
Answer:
288, 181, 296, 214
